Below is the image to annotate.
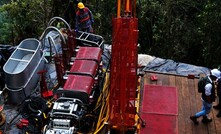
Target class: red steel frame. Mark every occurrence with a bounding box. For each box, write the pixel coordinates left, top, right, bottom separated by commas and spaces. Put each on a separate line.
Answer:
109, 17, 138, 130
54, 30, 77, 86
109, 0, 138, 131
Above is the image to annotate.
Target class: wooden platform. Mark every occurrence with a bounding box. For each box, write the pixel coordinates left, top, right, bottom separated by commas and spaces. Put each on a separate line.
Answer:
142, 72, 221, 134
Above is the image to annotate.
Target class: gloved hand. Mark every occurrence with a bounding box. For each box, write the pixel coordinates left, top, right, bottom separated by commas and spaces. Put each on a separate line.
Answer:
75, 27, 78, 32
91, 20, 94, 24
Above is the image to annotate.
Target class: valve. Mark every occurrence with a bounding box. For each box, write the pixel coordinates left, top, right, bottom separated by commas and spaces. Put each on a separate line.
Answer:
16, 119, 29, 129
38, 70, 53, 99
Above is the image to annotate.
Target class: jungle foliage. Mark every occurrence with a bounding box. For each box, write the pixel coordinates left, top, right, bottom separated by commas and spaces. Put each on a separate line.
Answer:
0, 0, 221, 68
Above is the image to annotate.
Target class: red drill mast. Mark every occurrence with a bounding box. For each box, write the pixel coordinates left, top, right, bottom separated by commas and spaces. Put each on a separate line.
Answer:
109, 0, 138, 132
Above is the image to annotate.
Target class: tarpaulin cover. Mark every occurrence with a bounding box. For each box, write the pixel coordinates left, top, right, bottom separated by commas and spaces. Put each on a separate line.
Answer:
142, 56, 210, 76
140, 84, 178, 134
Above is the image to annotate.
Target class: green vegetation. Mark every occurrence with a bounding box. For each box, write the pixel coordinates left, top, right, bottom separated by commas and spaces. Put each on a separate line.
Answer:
0, 0, 53, 44
0, 0, 221, 68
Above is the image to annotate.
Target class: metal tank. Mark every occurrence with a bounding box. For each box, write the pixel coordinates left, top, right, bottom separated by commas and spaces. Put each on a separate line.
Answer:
3, 38, 45, 104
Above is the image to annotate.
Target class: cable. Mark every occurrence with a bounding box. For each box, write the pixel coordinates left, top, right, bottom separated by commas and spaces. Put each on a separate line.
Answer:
93, 72, 110, 134
2, 92, 42, 133
27, 96, 47, 114
17, 96, 48, 133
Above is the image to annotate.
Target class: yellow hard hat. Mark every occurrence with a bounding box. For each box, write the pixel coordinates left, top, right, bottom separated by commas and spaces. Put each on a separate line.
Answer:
78, 2, 85, 9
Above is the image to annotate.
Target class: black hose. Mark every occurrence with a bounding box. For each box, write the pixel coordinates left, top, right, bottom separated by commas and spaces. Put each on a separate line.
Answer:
27, 96, 47, 114
19, 96, 47, 133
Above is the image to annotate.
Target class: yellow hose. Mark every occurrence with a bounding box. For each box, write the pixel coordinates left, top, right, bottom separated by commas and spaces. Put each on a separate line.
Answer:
93, 72, 110, 134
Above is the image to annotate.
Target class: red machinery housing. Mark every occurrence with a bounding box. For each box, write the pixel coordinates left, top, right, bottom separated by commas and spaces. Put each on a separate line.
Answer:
43, 25, 105, 133
62, 46, 102, 104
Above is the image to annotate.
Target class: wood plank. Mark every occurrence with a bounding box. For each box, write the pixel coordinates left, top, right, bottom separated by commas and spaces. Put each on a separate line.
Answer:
181, 77, 193, 134
169, 75, 176, 86
188, 78, 198, 134
207, 98, 218, 134
213, 111, 221, 133
176, 76, 185, 134
206, 81, 216, 134
208, 109, 217, 134
144, 73, 157, 85
143, 73, 149, 85
158, 74, 169, 86
213, 98, 221, 133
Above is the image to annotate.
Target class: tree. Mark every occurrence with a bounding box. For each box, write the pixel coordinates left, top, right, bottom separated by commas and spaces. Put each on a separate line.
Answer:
138, 0, 221, 67
0, 0, 53, 45
1, 0, 221, 68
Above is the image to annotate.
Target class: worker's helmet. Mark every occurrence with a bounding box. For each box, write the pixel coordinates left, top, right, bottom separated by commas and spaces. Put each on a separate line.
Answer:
211, 68, 221, 78
78, 2, 85, 9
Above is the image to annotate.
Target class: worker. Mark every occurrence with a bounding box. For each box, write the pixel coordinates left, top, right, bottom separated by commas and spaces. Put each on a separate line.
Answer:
75, 2, 94, 33
190, 68, 220, 124
213, 76, 221, 117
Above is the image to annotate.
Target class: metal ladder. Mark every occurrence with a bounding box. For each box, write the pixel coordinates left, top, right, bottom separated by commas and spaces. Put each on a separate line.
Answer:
75, 31, 104, 49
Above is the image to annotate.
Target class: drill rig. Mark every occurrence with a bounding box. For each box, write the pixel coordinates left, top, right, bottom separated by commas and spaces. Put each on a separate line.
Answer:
41, 0, 141, 133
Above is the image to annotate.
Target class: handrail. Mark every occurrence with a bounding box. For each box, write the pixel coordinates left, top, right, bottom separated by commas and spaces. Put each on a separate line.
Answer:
39, 26, 66, 49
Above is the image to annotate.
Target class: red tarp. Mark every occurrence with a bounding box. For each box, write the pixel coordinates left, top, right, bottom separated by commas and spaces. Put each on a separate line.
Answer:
140, 84, 178, 134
